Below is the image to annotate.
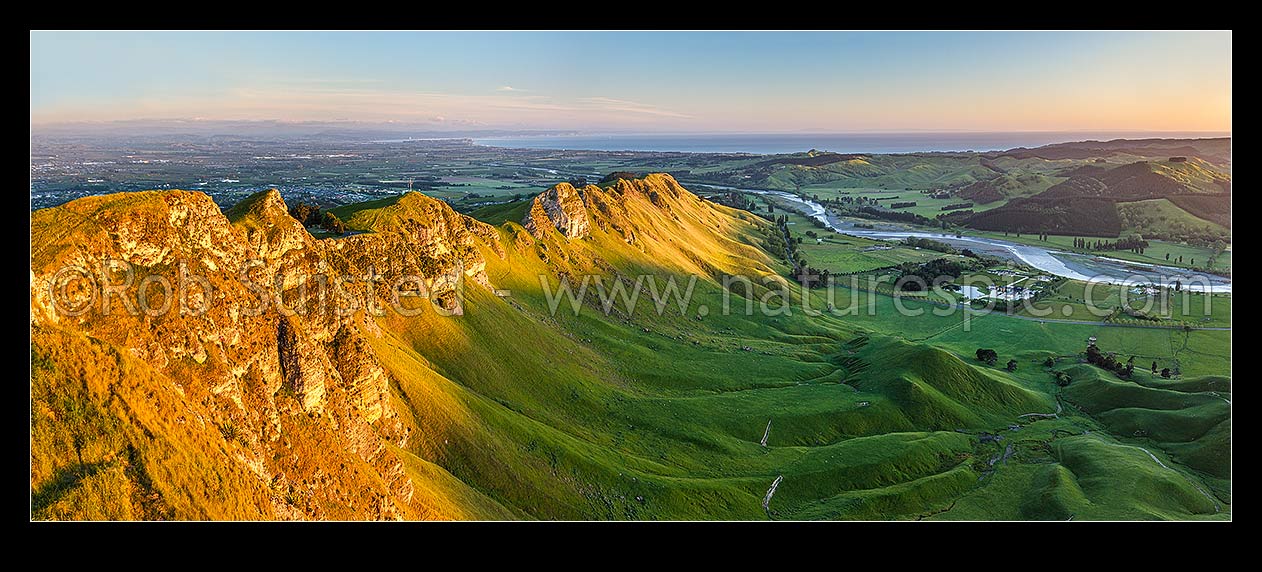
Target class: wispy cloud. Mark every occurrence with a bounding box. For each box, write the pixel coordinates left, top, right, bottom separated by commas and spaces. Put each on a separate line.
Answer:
280, 78, 386, 85
576, 97, 693, 119
30, 85, 697, 129
496, 86, 526, 92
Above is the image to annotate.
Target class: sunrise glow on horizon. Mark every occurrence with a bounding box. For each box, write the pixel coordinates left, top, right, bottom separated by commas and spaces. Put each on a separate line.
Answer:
30, 31, 1231, 133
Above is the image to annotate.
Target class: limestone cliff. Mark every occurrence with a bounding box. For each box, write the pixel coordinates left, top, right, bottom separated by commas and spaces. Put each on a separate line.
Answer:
29, 173, 773, 520
525, 173, 701, 237
30, 188, 502, 520
524, 182, 592, 239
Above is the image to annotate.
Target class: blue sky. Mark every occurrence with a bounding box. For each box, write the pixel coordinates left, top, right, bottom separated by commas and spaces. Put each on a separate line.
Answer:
29, 31, 1231, 132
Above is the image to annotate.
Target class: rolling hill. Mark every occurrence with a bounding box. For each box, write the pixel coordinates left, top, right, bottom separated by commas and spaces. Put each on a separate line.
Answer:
965, 157, 1231, 237
29, 174, 1229, 520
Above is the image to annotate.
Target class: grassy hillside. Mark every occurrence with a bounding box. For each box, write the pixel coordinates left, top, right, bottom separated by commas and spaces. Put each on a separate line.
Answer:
963, 159, 1230, 237
1117, 198, 1230, 243
30, 174, 1230, 520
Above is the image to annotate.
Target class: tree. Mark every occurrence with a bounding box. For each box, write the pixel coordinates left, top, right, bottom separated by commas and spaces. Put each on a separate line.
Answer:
976, 348, 998, 365
290, 202, 320, 226
1006, 359, 1018, 372
600, 171, 639, 184
1161, 368, 1172, 378
1151, 361, 1158, 375
1043, 357, 1056, 368
321, 211, 346, 234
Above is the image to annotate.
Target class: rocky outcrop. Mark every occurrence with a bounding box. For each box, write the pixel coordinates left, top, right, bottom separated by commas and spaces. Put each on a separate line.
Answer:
29, 173, 765, 521
522, 173, 696, 244
525, 182, 592, 239
276, 314, 331, 413
29, 187, 501, 520
331, 325, 391, 424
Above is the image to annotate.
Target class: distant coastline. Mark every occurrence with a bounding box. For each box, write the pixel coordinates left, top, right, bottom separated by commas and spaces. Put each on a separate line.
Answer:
473, 131, 1230, 155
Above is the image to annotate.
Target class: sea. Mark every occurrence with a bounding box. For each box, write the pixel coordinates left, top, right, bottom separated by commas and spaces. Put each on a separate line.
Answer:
472, 131, 1228, 155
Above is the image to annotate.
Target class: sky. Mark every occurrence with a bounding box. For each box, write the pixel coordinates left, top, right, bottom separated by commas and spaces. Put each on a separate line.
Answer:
29, 31, 1231, 133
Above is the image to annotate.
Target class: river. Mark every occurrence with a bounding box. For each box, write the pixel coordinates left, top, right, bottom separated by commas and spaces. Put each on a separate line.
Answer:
699, 185, 1231, 293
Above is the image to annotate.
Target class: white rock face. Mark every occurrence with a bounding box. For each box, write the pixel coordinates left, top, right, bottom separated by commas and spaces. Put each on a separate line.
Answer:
525, 183, 591, 239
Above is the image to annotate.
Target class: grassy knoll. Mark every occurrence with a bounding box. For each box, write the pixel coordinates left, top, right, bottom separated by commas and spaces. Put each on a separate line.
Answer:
32, 175, 1229, 520
374, 176, 1228, 519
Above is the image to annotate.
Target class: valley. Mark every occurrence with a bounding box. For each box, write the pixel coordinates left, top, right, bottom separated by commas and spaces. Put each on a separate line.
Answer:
30, 165, 1231, 520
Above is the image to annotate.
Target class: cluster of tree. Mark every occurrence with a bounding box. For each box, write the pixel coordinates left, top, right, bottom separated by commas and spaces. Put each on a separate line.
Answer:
710, 191, 758, 212
1164, 252, 1200, 267
773, 215, 830, 287
1142, 360, 1174, 378
1085, 344, 1135, 379
813, 195, 945, 225
600, 171, 639, 184
1202, 241, 1227, 270
822, 195, 882, 207
975, 349, 1015, 371
894, 258, 979, 291
1042, 358, 1076, 386
963, 196, 1122, 237
1117, 203, 1230, 245
940, 202, 974, 211
287, 202, 346, 235
847, 204, 936, 226
1073, 235, 1149, 254
936, 210, 974, 220
321, 211, 346, 234
901, 237, 958, 255
289, 201, 321, 226
890, 201, 917, 209
1111, 306, 1161, 322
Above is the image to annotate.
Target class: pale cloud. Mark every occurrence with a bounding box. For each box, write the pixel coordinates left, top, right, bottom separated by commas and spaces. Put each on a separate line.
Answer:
576, 97, 693, 119
30, 85, 697, 128
496, 86, 525, 92
279, 78, 386, 85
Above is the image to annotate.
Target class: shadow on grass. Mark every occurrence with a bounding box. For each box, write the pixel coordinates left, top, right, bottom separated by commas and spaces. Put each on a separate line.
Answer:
31, 460, 115, 516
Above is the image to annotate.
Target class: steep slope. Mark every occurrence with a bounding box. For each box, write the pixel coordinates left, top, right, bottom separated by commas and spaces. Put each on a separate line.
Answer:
964, 159, 1231, 236
956, 173, 1060, 204
31, 188, 510, 519
31, 173, 1228, 521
